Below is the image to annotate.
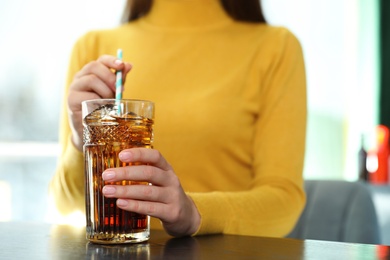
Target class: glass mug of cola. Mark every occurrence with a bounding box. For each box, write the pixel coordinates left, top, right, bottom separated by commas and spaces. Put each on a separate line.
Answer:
82, 99, 154, 244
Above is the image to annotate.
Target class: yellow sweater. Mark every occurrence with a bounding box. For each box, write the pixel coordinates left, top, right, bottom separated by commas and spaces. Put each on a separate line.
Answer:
50, 0, 307, 237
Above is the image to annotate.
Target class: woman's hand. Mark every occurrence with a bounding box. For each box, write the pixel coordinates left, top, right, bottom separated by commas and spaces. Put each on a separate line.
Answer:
101, 148, 201, 237
67, 55, 132, 151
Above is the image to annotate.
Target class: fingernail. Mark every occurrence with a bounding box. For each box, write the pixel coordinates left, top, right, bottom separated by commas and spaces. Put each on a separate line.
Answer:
102, 170, 115, 180
102, 186, 116, 195
119, 151, 132, 161
114, 59, 123, 65
117, 199, 128, 207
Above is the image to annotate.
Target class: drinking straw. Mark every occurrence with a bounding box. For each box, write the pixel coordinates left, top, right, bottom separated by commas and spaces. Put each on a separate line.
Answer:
115, 49, 123, 114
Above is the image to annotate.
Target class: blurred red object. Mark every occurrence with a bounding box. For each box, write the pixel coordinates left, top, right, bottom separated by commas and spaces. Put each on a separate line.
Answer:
376, 245, 389, 259
367, 125, 390, 184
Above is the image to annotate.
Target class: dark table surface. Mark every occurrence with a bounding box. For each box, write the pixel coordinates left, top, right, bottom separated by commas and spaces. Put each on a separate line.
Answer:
0, 222, 389, 260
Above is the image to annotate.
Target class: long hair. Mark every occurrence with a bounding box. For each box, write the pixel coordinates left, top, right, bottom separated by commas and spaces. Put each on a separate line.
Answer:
121, 0, 267, 23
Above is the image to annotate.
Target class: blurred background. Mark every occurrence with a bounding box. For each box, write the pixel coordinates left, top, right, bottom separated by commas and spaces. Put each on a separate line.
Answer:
0, 0, 382, 223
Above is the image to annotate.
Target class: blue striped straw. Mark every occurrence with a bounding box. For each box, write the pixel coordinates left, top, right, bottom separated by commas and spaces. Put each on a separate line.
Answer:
115, 49, 123, 114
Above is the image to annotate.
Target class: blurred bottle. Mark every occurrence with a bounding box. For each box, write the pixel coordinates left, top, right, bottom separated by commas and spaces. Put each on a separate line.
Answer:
358, 135, 368, 181
367, 125, 390, 184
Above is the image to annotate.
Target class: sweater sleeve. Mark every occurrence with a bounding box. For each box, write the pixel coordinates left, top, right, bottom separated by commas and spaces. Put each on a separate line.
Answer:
49, 34, 92, 215
189, 29, 307, 237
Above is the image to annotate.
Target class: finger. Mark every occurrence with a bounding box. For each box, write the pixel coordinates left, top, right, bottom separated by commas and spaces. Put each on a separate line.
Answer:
122, 62, 133, 86
97, 55, 133, 86
119, 148, 172, 171
74, 55, 130, 92
102, 181, 182, 222
74, 61, 117, 92
70, 74, 115, 99
123, 62, 132, 75
102, 165, 175, 187
116, 199, 165, 219
115, 198, 185, 225
97, 54, 127, 71
67, 76, 115, 118
102, 184, 170, 203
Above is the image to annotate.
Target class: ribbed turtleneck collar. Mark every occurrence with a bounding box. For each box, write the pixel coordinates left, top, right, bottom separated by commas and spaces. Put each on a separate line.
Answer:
142, 0, 233, 30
